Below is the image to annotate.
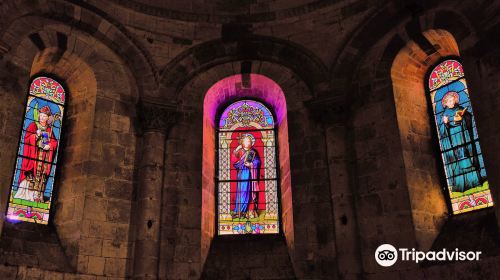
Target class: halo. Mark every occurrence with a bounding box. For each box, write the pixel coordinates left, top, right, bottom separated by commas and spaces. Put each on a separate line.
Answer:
442, 91, 460, 108
240, 133, 256, 146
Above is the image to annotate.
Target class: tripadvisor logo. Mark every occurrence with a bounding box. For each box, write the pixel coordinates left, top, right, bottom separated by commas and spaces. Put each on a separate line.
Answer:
375, 244, 398, 267
375, 244, 482, 267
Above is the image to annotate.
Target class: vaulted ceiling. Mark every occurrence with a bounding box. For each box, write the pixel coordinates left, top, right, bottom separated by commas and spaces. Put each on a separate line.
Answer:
97, 0, 355, 23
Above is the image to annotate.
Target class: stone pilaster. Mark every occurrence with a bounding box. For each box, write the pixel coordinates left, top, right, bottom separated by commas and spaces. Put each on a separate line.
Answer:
307, 97, 362, 279
133, 102, 178, 279
307, 96, 347, 125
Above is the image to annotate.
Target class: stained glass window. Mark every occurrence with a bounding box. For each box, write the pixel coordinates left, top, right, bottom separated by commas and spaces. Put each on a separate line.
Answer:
428, 59, 493, 214
217, 100, 280, 234
6, 77, 66, 224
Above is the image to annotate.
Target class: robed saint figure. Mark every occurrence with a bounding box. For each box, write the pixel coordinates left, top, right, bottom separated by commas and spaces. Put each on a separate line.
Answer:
14, 105, 58, 202
439, 91, 482, 193
232, 134, 261, 219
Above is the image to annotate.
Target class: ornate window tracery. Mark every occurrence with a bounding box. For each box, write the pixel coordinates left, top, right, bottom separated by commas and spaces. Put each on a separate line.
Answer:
6, 76, 66, 224
427, 59, 493, 214
217, 100, 280, 234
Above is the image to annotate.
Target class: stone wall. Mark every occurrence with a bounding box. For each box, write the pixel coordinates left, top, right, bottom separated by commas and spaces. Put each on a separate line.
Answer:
0, 0, 499, 279
0, 58, 29, 236
391, 29, 456, 252
0, 11, 140, 278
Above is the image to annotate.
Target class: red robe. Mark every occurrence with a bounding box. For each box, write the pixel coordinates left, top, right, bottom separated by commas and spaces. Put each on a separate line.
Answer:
19, 122, 58, 186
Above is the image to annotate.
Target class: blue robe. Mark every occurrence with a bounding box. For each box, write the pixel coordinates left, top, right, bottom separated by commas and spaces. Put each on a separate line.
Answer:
439, 105, 481, 192
233, 149, 261, 214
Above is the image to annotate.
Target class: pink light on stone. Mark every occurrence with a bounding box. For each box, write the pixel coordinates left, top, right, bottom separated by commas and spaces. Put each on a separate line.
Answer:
201, 73, 293, 253
6, 215, 22, 224
203, 74, 287, 128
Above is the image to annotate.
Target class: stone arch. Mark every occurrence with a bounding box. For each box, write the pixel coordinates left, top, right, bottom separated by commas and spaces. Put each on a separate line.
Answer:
330, 2, 482, 101
159, 60, 336, 279
0, 16, 139, 277
326, 3, 495, 275
0, 0, 158, 96
390, 23, 500, 238
103, 0, 352, 24
391, 29, 461, 252
382, 5, 498, 252
329, 1, 404, 96
201, 72, 293, 263
158, 35, 330, 102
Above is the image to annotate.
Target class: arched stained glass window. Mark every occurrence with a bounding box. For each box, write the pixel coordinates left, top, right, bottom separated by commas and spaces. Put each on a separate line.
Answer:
217, 100, 280, 234
428, 59, 493, 214
6, 76, 66, 224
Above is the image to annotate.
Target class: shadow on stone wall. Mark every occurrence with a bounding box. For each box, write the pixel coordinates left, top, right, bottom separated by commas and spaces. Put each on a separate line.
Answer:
0, 222, 73, 272
201, 235, 296, 280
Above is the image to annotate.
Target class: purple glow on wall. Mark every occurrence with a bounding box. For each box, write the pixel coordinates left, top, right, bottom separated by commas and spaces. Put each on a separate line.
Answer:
204, 74, 287, 128
219, 100, 274, 130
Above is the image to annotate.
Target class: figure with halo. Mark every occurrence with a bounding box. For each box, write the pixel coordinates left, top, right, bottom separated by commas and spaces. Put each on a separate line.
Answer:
232, 133, 261, 219
14, 105, 59, 202
440, 91, 482, 192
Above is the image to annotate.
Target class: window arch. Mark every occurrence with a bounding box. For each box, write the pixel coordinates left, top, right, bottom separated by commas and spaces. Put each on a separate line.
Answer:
427, 58, 493, 214
217, 99, 280, 235
6, 76, 66, 224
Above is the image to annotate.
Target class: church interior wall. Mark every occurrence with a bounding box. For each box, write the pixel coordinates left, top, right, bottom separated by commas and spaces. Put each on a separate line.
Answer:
0, 1, 499, 279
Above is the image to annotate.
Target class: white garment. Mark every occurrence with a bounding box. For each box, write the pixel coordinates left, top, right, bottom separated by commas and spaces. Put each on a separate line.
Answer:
13, 179, 37, 201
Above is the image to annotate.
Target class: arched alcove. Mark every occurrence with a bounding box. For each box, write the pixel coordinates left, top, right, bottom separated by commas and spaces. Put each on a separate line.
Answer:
391, 29, 472, 250
159, 59, 336, 279
0, 19, 140, 277
201, 73, 293, 256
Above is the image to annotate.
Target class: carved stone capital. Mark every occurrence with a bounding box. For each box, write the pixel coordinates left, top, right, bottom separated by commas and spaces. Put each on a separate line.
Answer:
138, 101, 179, 133
306, 96, 348, 125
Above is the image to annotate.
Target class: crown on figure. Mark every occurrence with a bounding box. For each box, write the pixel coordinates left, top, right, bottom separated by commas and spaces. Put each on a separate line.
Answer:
39, 106, 52, 116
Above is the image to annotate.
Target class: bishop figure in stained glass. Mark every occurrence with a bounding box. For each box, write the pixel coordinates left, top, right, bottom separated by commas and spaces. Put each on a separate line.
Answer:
6, 76, 66, 224
15, 105, 59, 202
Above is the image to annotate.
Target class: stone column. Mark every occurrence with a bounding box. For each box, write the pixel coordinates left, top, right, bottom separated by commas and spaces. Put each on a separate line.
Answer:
133, 102, 177, 279
307, 98, 363, 280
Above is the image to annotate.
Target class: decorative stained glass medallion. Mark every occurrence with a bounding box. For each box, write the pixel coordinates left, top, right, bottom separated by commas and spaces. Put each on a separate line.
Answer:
428, 59, 493, 214
217, 100, 280, 234
429, 59, 465, 91
6, 77, 66, 224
